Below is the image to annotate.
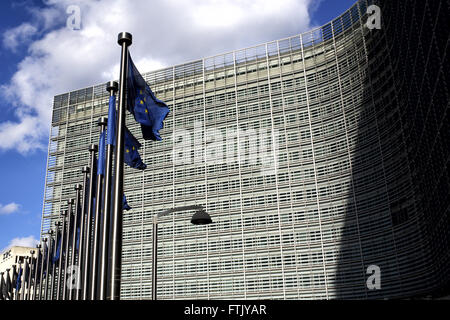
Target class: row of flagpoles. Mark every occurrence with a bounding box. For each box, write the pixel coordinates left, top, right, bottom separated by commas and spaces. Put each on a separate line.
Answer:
0, 32, 169, 300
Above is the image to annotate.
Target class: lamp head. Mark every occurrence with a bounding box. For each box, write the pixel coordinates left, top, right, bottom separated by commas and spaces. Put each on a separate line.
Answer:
191, 209, 212, 225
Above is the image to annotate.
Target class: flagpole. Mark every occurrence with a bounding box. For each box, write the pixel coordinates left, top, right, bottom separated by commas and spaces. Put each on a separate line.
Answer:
100, 81, 118, 300
30, 256, 35, 300
76, 166, 89, 301
21, 258, 27, 300
56, 212, 67, 300
9, 267, 14, 300
38, 239, 46, 300
33, 244, 41, 300
1, 272, 5, 301
110, 31, 132, 300
11, 265, 17, 300
26, 255, 32, 300
21, 257, 28, 300
0, 272, 3, 301
15, 261, 22, 300
27, 252, 34, 300
69, 184, 82, 300
82, 144, 98, 300
44, 230, 53, 300
63, 199, 74, 300
91, 118, 107, 300
50, 222, 60, 299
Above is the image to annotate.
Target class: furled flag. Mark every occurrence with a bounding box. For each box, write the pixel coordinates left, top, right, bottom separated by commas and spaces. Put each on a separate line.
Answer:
107, 95, 117, 146
15, 267, 22, 292
42, 240, 48, 277
5, 271, 11, 300
76, 204, 82, 252
24, 261, 30, 285
123, 194, 131, 211
124, 127, 147, 170
0, 273, 6, 300
53, 232, 62, 264
126, 53, 170, 141
98, 130, 106, 176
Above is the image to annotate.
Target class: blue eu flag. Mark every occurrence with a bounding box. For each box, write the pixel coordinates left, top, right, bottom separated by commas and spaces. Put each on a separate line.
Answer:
127, 53, 170, 141
123, 194, 131, 211
107, 95, 116, 146
16, 268, 22, 291
42, 241, 48, 277
53, 231, 62, 264
124, 127, 147, 170
98, 130, 106, 175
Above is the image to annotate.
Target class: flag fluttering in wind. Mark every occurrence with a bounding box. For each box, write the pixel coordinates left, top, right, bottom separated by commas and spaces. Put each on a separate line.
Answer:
124, 127, 147, 170
126, 53, 170, 141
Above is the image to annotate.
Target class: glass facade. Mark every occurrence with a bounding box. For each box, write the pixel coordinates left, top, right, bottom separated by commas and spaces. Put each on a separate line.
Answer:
41, 0, 450, 299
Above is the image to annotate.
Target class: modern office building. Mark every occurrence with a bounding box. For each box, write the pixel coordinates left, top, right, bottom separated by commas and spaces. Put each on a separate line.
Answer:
0, 246, 36, 275
0, 246, 37, 300
41, 0, 449, 299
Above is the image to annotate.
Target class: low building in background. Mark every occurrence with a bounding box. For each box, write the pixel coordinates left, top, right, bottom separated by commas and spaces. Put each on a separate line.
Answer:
0, 246, 36, 275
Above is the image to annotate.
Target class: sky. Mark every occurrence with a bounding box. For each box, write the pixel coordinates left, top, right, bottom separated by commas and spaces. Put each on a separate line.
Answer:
0, 0, 357, 252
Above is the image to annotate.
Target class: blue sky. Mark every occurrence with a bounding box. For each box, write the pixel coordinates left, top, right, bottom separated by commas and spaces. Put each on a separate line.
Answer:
0, 0, 356, 251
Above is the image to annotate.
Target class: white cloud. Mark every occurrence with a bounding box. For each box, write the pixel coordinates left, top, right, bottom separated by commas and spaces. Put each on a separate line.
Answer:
2, 23, 38, 51
0, 202, 21, 215
1, 235, 39, 253
0, 0, 316, 155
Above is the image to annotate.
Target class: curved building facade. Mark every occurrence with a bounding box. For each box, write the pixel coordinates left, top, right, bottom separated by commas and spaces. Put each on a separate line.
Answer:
41, 0, 449, 299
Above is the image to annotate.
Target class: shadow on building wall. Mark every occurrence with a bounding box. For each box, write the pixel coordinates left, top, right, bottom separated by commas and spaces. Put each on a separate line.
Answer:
333, 0, 449, 299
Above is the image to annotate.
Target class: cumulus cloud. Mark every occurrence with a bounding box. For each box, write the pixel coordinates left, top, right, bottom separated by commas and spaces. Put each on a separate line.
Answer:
2, 23, 38, 51
0, 0, 316, 155
0, 202, 21, 215
1, 235, 39, 252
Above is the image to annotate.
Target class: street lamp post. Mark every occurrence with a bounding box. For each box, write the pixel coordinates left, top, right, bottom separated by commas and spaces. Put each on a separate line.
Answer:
152, 205, 212, 300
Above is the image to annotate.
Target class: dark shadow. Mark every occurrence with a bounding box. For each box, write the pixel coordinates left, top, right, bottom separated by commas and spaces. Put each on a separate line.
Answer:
334, 0, 449, 299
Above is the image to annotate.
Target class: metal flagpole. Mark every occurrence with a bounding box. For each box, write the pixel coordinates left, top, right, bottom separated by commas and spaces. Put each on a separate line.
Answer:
38, 239, 46, 300
21, 257, 28, 300
69, 184, 82, 300
56, 212, 67, 300
21, 258, 27, 300
13, 260, 22, 300
44, 230, 53, 300
109, 31, 132, 300
100, 81, 118, 300
152, 217, 158, 300
62, 199, 74, 300
76, 166, 89, 300
15, 261, 22, 300
0, 272, 3, 301
33, 244, 41, 300
50, 222, 60, 300
26, 251, 35, 300
9, 266, 15, 300
27, 252, 35, 300
90, 118, 107, 300
83, 144, 98, 300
